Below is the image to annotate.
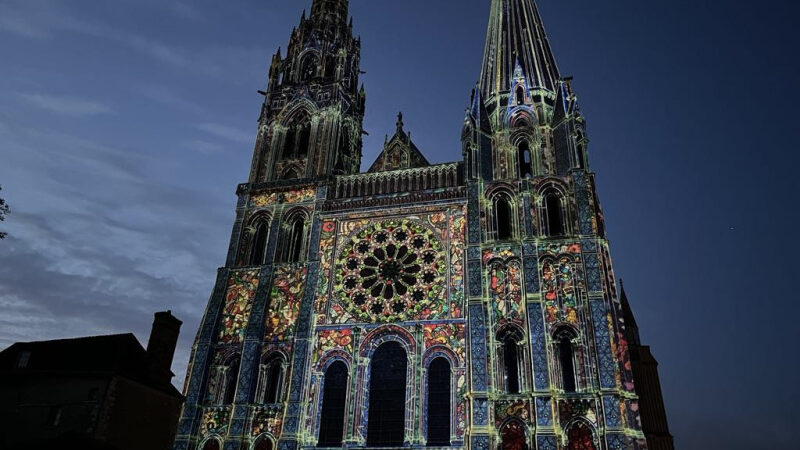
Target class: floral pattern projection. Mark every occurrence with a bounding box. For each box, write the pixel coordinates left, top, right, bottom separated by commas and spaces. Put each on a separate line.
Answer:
539, 243, 583, 326
317, 208, 466, 325
251, 406, 284, 439
483, 248, 524, 328
309, 208, 468, 443
265, 266, 306, 342
202, 407, 231, 436
249, 187, 316, 208
219, 269, 260, 344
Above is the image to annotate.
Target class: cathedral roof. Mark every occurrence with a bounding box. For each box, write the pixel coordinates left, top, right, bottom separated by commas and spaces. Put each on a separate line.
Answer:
367, 112, 430, 173
479, 0, 560, 98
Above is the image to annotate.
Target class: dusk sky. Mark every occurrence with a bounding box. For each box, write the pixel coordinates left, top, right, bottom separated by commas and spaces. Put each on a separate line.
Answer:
0, 1, 798, 448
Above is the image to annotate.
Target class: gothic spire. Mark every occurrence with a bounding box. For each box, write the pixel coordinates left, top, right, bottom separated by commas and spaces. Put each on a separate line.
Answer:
479, 0, 560, 99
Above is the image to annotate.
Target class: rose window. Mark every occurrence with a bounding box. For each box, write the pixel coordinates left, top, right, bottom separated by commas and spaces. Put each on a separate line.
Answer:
337, 220, 445, 322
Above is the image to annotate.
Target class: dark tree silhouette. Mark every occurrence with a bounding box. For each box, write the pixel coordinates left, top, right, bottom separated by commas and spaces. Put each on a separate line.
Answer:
0, 186, 9, 239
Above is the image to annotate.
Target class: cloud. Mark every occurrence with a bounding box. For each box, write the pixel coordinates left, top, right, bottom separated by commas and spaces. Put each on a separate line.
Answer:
186, 139, 225, 155
196, 123, 253, 144
21, 93, 113, 116
0, 114, 232, 387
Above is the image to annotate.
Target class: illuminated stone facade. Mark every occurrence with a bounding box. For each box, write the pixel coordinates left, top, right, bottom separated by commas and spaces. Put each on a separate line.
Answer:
174, 1, 671, 450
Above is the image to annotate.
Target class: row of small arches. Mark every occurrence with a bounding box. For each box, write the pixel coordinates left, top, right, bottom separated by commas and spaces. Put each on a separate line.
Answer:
211, 353, 287, 407
498, 325, 577, 395
491, 189, 568, 241
247, 210, 309, 266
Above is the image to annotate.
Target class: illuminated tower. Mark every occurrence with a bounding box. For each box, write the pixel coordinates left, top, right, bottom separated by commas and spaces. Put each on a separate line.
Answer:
174, 0, 671, 449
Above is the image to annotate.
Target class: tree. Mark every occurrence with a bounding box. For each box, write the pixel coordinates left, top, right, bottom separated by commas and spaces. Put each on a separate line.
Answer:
0, 186, 9, 239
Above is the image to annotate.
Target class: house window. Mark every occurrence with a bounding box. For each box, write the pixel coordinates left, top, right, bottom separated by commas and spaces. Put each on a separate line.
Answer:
17, 350, 31, 369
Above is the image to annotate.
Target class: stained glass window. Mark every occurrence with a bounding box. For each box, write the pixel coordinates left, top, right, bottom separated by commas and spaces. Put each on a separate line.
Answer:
318, 361, 348, 447
567, 422, 596, 450
427, 357, 451, 446
337, 220, 445, 322
367, 342, 407, 447
500, 420, 527, 450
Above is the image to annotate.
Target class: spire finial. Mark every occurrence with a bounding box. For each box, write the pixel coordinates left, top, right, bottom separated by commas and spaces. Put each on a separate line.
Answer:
396, 112, 404, 133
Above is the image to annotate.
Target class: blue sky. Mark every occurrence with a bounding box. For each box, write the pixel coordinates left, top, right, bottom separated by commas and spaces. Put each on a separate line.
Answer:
0, 1, 798, 448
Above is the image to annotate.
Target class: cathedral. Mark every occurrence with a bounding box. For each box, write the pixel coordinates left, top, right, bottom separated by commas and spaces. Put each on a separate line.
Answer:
174, 1, 673, 450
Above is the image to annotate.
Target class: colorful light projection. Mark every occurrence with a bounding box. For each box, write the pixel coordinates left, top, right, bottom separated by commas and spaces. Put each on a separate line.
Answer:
265, 266, 306, 342
250, 187, 316, 207
333, 219, 448, 323
218, 269, 259, 344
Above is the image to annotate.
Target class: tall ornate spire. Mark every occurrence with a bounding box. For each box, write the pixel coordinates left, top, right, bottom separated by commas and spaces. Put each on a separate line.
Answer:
479, 0, 560, 99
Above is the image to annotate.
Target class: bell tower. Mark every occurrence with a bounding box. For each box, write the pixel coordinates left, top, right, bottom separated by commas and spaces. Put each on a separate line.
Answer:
250, 0, 365, 182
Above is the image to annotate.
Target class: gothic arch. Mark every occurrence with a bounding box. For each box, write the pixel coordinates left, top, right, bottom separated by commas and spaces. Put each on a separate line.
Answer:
486, 186, 518, 241
251, 434, 275, 450
535, 181, 570, 237
278, 100, 318, 127
424, 354, 453, 446
258, 352, 287, 404
356, 326, 416, 445
247, 212, 272, 266
551, 325, 581, 393
495, 324, 527, 394
199, 435, 223, 450
498, 418, 529, 450
279, 207, 311, 263
563, 419, 598, 450
297, 49, 321, 81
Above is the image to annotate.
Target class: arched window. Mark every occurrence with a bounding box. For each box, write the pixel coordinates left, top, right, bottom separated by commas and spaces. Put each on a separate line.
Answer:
493, 195, 513, 240
518, 141, 532, 178
556, 330, 577, 393
281, 166, 300, 180
367, 342, 407, 447
260, 355, 284, 403
297, 124, 310, 156
250, 221, 269, 266
202, 438, 221, 450
300, 53, 319, 81
426, 357, 451, 446
223, 357, 240, 405
284, 214, 307, 263
544, 192, 564, 236
282, 128, 296, 160
567, 422, 596, 450
318, 361, 348, 447
500, 420, 527, 450
254, 436, 273, 450
498, 327, 523, 394
515, 86, 525, 106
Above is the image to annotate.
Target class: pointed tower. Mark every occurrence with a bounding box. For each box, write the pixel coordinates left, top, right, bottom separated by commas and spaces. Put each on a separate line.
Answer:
249, 0, 364, 182
462, 1, 662, 450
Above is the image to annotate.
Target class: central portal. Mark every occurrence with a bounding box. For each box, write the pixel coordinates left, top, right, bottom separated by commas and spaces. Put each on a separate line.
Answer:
366, 341, 407, 447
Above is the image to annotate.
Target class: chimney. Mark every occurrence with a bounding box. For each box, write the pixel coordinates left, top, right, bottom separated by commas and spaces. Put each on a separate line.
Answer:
146, 310, 182, 385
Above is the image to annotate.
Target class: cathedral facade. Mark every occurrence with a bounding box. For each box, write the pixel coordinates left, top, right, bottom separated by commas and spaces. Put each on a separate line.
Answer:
174, 1, 672, 450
